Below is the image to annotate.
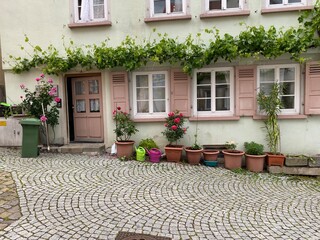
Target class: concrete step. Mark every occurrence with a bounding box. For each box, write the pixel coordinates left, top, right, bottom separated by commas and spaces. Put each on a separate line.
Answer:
268, 166, 320, 176
40, 143, 105, 155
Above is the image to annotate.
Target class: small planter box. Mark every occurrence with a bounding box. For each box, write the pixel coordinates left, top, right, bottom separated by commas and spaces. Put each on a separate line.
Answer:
285, 156, 308, 167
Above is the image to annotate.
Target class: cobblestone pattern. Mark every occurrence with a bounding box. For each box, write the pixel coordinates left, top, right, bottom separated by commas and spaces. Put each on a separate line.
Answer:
0, 147, 319, 240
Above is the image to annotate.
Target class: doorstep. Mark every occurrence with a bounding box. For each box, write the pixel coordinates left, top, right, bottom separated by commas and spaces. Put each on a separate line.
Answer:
40, 143, 105, 155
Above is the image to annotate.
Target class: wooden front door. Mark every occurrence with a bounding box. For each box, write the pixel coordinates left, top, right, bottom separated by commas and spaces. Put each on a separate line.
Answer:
71, 76, 104, 142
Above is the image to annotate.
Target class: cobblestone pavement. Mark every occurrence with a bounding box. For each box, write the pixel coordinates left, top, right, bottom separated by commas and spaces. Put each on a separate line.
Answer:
0, 147, 319, 240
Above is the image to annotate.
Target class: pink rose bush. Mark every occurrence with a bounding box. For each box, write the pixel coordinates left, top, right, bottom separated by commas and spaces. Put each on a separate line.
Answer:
162, 110, 187, 146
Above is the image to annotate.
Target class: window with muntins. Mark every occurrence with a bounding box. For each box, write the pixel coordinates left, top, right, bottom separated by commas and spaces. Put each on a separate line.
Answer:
195, 68, 234, 116
73, 0, 108, 23
268, 0, 304, 6
206, 0, 241, 11
258, 65, 300, 114
150, 0, 187, 17
133, 72, 169, 118
262, 0, 312, 12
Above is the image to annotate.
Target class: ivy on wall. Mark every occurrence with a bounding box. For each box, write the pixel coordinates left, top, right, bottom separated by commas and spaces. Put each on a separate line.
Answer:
7, 2, 320, 76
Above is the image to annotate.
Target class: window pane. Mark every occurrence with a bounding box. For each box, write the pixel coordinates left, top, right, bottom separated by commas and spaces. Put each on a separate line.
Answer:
216, 98, 230, 111
75, 81, 85, 95
76, 100, 86, 113
197, 72, 211, 84
227, 0, 239, 8
280, 68, 295, 82
209, 0, 221, 10
282, 82, 295, 95
260, 69, 275, 82
153, 88, 165, 100
89, 80, 99, 94
93, 0, 104, 4
216, 85, 230, 97
288, 0, 301, 3
260, 83, 274, 95
216, 71, 230, 84
281, 96, 294, 109
137, 89, 149, 100
270, 0, 283, 4
153, 100, 166, 112
154, 0, 166, 13
93, 6, 104, 19
171, 0, 183, 12
197, 99, 211, 111
197, 86, 211, 98
90, 99, 100, 112
137, 101, 149, 113
136, 75, 148, 87
152, 74, 165, 86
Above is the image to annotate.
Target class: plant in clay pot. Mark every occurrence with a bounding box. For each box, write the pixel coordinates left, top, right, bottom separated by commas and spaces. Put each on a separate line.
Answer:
113, 106, 139, 158
162, 110, 187, 162
257, 83, 285, 167
185, 126, 202, 165
222, 141, 244, 170
244, 141, 266, 173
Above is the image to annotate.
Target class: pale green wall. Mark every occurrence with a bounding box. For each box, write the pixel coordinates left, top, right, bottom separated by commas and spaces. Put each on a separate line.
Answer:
0, 0, 319, 155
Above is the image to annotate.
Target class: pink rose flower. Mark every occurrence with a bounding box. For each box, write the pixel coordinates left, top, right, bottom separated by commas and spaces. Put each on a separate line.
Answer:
117, 106, 121, 110
171, 125, 177, 131
51, 87, 57, 92
48, 91, 55, 96
174, 117, 180, 124
40, 115, 47, 122
164, 123, 168, 127
168, 112, 175, 117
40, 73, 45, 78
54, 97, 61, 103
179, 113, 183, 117
35, 77, 41, 82
48, 78, 53, 84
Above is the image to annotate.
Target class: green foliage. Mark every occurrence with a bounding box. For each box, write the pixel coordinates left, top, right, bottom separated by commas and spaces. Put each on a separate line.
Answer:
138, 138, 159, 150
113, 107, 138, 141
19, 74, 60, 128
244, 141, 265, 155
257, 83, 282, 154
162, 110, 187, 145
225, 141, 237, 150
6, 4, 320, 75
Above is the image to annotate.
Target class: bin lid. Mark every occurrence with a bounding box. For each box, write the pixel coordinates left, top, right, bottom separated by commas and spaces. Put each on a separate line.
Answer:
19, 118, 41, 125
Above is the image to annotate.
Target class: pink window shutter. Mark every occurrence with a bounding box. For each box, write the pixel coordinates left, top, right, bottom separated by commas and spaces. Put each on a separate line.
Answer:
110, 72, 129, 113
170, 69, 191, 117
305, 62, 320, 115
235, 66, 256, 116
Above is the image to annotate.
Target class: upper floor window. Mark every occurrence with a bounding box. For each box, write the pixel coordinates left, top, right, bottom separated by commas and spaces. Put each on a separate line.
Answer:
194, 68, 234, 116
132, 72, 169, 118
262, 0, 312, 13
152, 0, 186, 16
73, 0, 108, 23
201, 0, 249, 18
258, 64, 300, 114
268, 0, 305, 6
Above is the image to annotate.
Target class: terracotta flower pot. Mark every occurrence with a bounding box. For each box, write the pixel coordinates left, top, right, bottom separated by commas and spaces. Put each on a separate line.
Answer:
165, 145, 183, 162
245, 154, 266, 173
222, 150, 244, 170
116, 141, 135, 158
185, 147, 202, 165
203, 150, 219, 161
267, 153, 285, 167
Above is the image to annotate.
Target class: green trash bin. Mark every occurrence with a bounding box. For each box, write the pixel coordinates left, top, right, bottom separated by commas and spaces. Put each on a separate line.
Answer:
20, 118, 41, 158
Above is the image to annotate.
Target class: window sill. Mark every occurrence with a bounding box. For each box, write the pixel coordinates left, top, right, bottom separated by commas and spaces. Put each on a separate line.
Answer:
189, 116, 240, 121
261, 6, 313, 14
200, 10, 250, 19
68, 21, 112, 29
144, 14, 192, 23
133, 118, 166, 123
253, 114, 307, 120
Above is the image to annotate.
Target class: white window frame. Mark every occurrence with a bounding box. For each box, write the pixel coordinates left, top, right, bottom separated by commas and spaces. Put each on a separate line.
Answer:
132, 71, 170, 119
265, 0, 306, 8
193, 67, 235, 117
73, 0, 108, 23
257, 64, 300, 115
150, 0, 187, 17
204, 0, 244, 11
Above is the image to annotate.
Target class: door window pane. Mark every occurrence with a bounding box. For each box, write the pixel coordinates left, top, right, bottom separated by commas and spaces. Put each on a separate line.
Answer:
75, 81, 85, 95
76, 100, 86, 113
90, 99, 100, 112
89, 80, 99, 94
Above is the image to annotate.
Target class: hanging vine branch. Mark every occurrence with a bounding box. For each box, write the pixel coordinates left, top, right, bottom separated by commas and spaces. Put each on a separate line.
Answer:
6, 1, 320, 76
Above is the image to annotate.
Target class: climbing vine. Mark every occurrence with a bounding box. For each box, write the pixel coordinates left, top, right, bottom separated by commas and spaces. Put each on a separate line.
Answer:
7, 1, 320, 76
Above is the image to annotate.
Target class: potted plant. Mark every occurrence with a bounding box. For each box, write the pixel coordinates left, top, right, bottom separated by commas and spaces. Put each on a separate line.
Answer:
162, 110, 187, 162
113, 106, 139, 158
185, 127, 202, 165
222, 141, 244, 170
244, 141, 266, 173
138, 138, 161, 163
257, 83, 285, 167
